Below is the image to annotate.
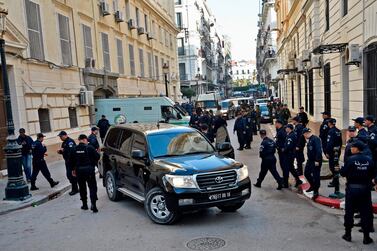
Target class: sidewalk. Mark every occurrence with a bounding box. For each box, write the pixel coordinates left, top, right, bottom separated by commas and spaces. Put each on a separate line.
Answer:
0, 160, 71, 215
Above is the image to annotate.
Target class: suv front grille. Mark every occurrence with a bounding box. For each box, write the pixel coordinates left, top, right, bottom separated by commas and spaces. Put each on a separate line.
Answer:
196, 170, 237, 190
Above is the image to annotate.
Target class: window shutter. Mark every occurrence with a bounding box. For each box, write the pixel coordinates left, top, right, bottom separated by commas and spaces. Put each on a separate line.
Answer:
147, 52, 153, 78
116, 39, 124, 74
101, 33, 111, 71
58, 14, 72, 65
25, 0, 44, 60
139, 49, 144, 77
83, 25, 93, 59
155, 56, 159, 80
129, 44, 135, 76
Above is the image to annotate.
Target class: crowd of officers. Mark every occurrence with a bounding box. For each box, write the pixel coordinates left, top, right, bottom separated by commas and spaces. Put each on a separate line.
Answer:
253, 106, 377, 245
18, 126, 102, 213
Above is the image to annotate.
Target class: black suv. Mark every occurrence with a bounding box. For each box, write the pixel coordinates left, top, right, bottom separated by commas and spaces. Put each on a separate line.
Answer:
99, 123, 251, 224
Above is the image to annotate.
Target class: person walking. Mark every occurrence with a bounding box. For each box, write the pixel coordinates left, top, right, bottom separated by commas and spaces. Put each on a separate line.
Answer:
319, 111, 331, 152
254, 129, 283, 190
281, 124, 302, 188
302, 128, 322, 200
325, 118, 343, 198
297, 106, 309, 126
340, 141, 375, 245
97, 115, 111, 141
292, 117, 305, 176
88, 127, 100, 151
17, 128, 33, 182
233, 112, 246, 151
267, 101, 274, 125
213, 110, 227, 134
70, 134, 100, 213
281, 104, 291, 125
30, 133, 59, 190
57, 131, 78, 196
275, 119, 286, 176
243, 110, 253, 149
255, 105, 261, 131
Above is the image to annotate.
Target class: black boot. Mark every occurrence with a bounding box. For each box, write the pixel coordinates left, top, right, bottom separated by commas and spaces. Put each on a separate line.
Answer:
342, 228, 352, 242
30, 184, 39, 191
253, 182, 261, 188
50, 180, 59, 188
363, 232, 373, 245
294, 179, 303, 188
91, 201, 98, 213
81, 201, 88, 210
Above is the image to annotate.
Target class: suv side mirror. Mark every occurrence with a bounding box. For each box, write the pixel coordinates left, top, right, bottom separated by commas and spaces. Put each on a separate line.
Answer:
217, 142, 232, 151
131, 150, 146, 159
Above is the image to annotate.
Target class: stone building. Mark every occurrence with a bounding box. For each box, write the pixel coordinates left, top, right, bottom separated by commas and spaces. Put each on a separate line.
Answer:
275, 0, 377, 130
232, 60, 256, 86
0, 0, 180, 169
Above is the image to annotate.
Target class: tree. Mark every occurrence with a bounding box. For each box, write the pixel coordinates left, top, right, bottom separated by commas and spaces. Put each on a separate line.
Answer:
181, 88, 196, 101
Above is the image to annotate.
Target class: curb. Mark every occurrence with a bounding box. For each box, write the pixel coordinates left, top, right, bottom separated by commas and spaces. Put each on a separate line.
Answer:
0, 184, 71, 216
297, 176, 377, 214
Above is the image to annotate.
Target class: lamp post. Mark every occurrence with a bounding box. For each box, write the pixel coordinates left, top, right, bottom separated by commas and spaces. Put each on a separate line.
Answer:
162, 63, 169, 97
0, 8, 31, 200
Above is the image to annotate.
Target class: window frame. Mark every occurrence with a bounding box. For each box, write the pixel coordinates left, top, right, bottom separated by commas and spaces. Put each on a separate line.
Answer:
25, 0, 45, 60
57, 13, 73, 66
68, 107, 78, 128
116, 38, 124, 74
38, 108, 51, 133
139, 48, 145, 78
129, 44, 136, 76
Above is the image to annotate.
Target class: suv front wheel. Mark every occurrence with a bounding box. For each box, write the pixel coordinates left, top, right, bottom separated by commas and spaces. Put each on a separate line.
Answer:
217, 202, 245, 212
105, 171, 121, 201
144, 187, 179, 225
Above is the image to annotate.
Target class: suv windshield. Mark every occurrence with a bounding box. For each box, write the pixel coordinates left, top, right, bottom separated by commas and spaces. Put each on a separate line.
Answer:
147, 131, 215, 158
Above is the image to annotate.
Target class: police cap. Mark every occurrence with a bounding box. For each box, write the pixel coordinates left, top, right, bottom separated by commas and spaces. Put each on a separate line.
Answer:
327, 118, 336, 124
91, 126, 98, 131
347, 126, 356, 132
321, 111, 331, 116
351, 141, 365, 151
285, 124, 294, 130
365, 115, 375, 123
352, 117, 364, 125
57, 131, 67, 137
302, 128, 311, 134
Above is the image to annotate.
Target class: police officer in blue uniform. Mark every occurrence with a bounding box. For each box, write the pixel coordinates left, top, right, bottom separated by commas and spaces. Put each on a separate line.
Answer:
353, 117, 369, 144
292, 116, 306, 176
244, 110, 253, 149
30, 133, 59, 190
234, 111, 246, 151
254, 129, 283, 190
319, 111, 331, 152
88, 127, 100, 151
340, 141, 375, 245
70, 134, 100, 213
365, 115, 377, 168
57, 131, 78, 195
275, 119, 286, 176
325, 118, 342, 196
282, 124, 302, 188
303, 128, 322, 199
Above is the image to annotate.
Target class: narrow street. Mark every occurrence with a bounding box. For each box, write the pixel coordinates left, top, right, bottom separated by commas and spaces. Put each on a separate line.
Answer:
0, 120, 375, 251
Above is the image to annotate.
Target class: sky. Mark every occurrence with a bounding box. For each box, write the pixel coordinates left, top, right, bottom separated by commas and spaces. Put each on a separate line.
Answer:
207, 0, 260, 62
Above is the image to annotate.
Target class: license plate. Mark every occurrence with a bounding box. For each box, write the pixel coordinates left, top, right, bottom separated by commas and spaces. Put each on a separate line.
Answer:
209, 192, 231, 201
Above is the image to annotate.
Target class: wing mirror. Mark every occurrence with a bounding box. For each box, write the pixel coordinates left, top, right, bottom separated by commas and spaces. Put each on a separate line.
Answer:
131, 150, 146, 159
217, 142, 232, 151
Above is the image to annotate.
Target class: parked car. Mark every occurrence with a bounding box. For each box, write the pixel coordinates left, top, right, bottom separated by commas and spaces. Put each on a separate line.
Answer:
255, 98, 270, 105
219, 100, 236, 119
99, 123, 251, 224
259, 104, 272, 123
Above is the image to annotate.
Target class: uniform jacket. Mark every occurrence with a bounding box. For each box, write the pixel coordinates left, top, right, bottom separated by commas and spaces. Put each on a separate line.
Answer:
306, 135, 322, 163
356, 128, 369, 144
298, 112, 309, 125
32, 140, 46, 162
59, 137, 76, 161
283, 131, 297, 154
340, 153, 375, 186
17, 135, 33, 156
233, 117, 246, 133
325, 127, 342, 155
70, 143, 100, 170
97, 118, 111, 137
367, 124, 377, 156
88, 133, 100, 150
344, 138, 373, 163
260, 137, 276, 159
319, 119, 330, 145
275, 127, 286, 150
294, 123, 306, 150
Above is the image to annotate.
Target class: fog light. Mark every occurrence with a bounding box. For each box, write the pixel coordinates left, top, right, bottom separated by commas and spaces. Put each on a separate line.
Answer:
241, 188, 250, 196
179, 199, 194, 206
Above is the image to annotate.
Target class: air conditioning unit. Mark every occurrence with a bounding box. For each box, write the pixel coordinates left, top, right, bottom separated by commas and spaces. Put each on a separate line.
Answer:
147, 32, 155, 40
79, 91, 94, 106
85, 58, 96, 68
296, 58, 305, 73
345, 44, 362, 66
128, 19, 136, 30
302, 49, 311, 62
310, 55, 322, 69
114, 11, 124, 22
100, 1, 110, 16
288, 50, 296, 61
137, 27, 145, 35
312, 38, 321, 49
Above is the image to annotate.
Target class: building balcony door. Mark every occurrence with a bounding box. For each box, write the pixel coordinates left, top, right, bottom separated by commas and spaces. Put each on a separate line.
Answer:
364, 42, 377, 118
324, 63, 331, 114
0, 72, 7, 170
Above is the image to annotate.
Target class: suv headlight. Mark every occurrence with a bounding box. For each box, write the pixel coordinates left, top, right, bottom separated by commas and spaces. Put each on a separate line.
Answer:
237, 165, 249, 181
164, 174, 197, 189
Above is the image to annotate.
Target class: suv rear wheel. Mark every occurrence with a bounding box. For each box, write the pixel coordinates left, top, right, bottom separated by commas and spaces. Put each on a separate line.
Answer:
144, 187, 178, 225
105, 171, 121, 201
217, 202, 245, 212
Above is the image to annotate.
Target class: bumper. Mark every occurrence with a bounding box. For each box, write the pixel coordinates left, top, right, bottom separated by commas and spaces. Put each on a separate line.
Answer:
164, 178, 251, 212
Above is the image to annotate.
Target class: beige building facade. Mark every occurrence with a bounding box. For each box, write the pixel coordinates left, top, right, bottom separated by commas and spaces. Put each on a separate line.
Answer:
275, 0, 377, 131
0, 0, 180, 169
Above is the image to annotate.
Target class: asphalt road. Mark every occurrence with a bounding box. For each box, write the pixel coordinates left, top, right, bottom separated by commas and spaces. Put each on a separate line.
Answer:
0, 121, 376, 251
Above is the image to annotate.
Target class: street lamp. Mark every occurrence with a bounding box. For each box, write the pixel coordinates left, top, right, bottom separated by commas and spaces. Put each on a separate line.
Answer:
162, 63, 169, 97
0, 8, 31, 200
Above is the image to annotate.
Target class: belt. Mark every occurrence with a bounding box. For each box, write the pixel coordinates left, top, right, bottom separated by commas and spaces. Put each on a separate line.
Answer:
347, 184, 369, 189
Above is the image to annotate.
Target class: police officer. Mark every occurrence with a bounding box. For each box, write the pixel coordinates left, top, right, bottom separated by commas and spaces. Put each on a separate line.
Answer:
280, 104, 291, 125
57, 131, 78, 195
297, 106, 309, 126
340, 141, 374, 245
365, 115, 377, 167
97, 115, 110, 140
275, 119, 286, 176
243, 110, 253, 149
325, 118, 342, 197
353, 117, 369, 144
292, 116, 306, 176
254, 130, 283, 190
70, 134, 100, 213
282, 124, 302, 188
319, 111, 331, 152
88, 127, 100, 151
233, 111, 246, 151
30, 133, 59, 190
303, 128, 322, 200
267, 101, 274, 125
